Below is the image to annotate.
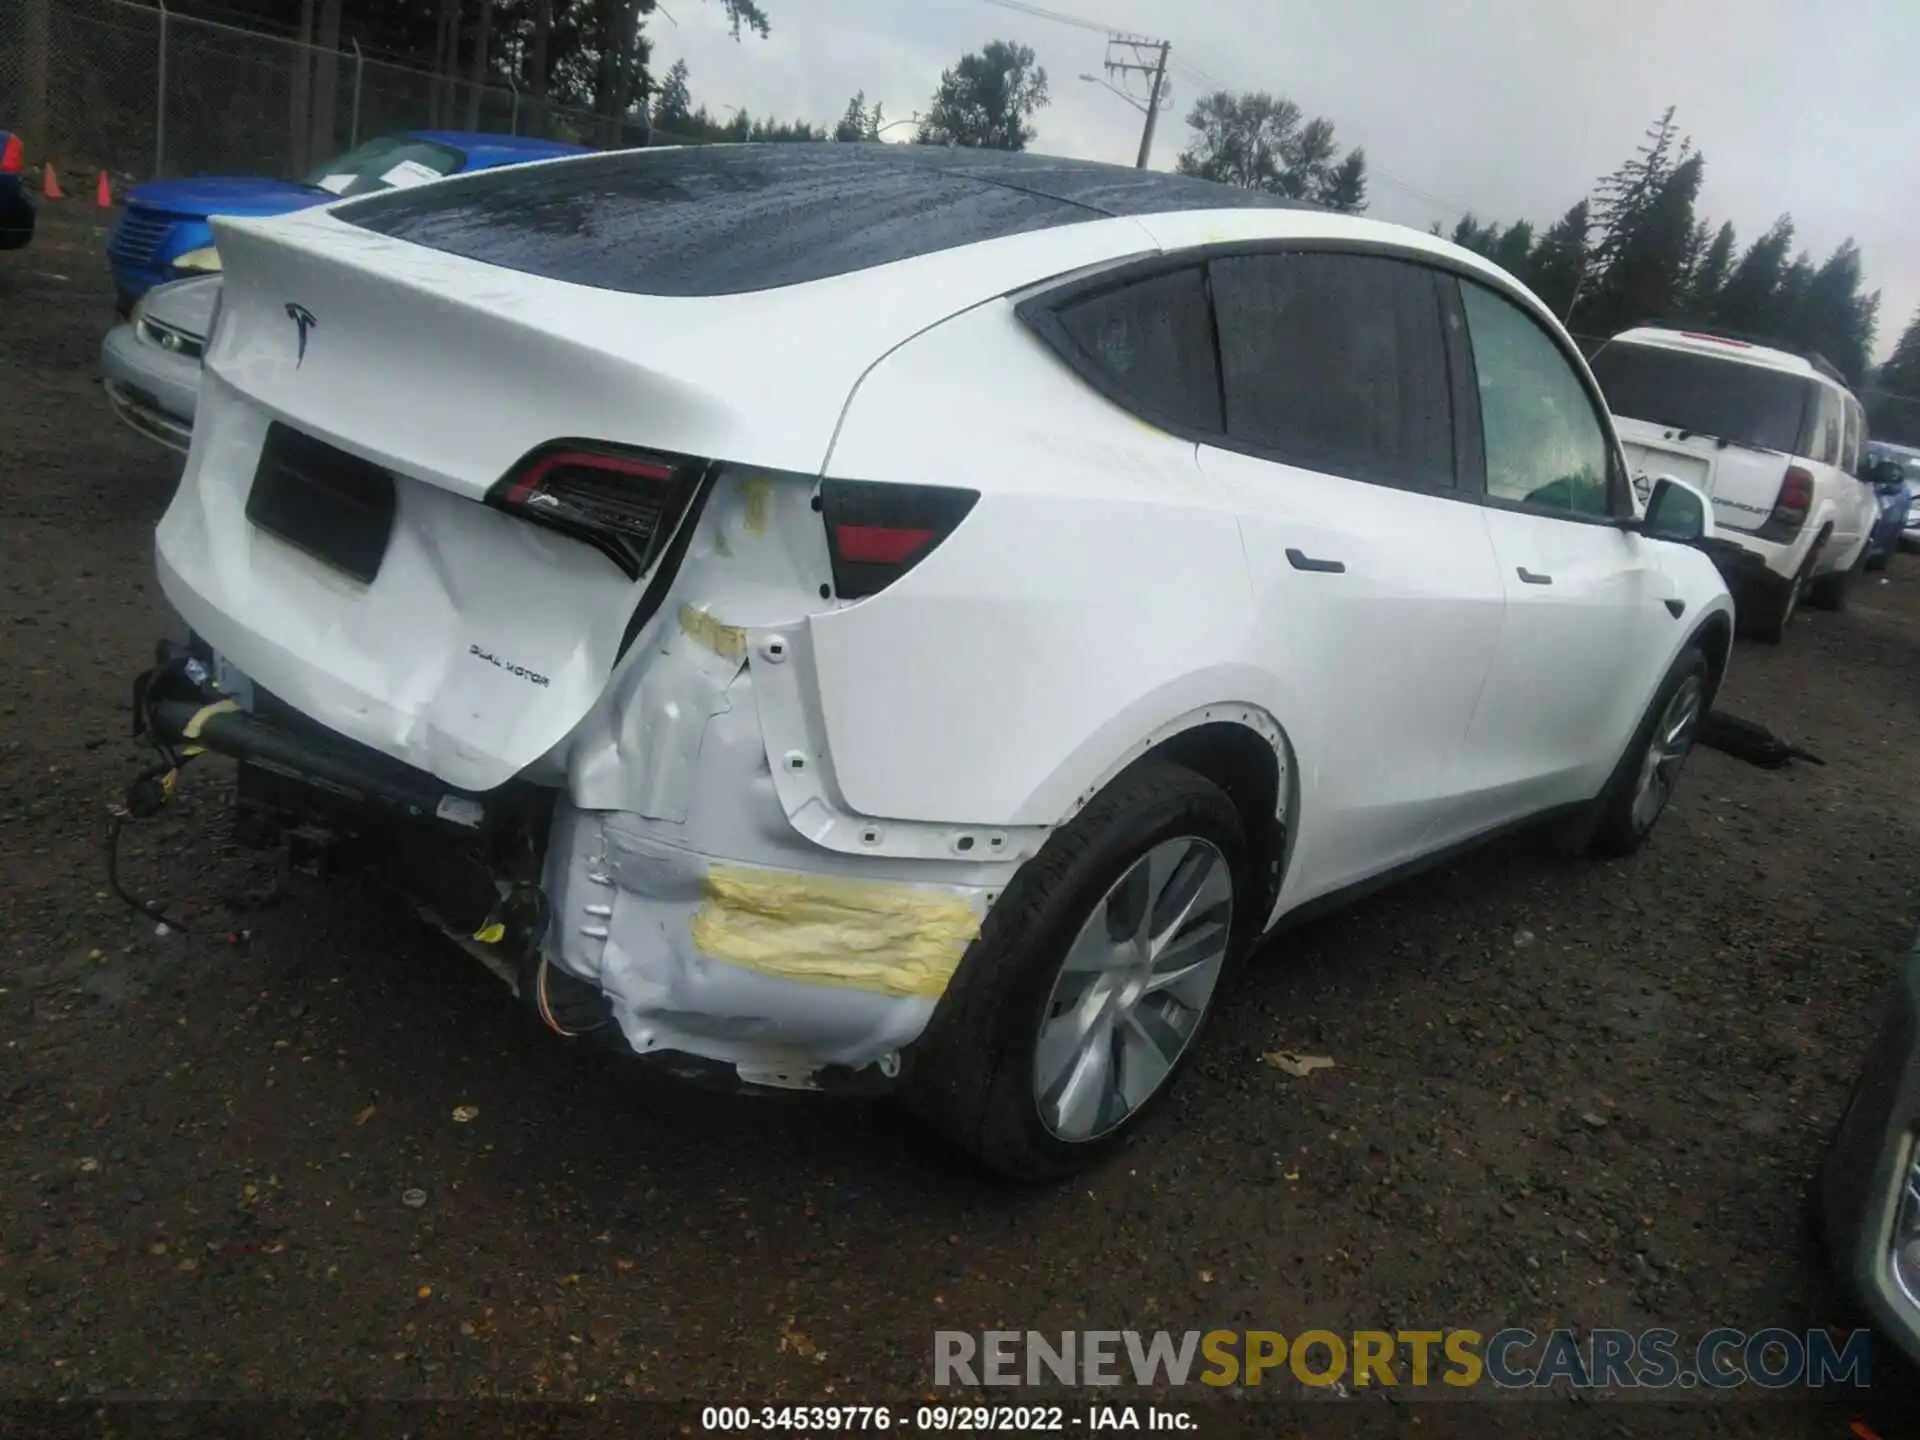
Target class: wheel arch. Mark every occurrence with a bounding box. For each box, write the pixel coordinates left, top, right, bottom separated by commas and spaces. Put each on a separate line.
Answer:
1045, 699, 1300, 933
1692, 607, 1734, 703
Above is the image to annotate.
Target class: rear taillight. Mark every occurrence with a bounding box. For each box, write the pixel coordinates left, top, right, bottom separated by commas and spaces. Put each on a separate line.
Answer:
1, 135, 22, 175
1769, 466, 1815, 529
488, 444, 702, 580
820, 480, 978, 600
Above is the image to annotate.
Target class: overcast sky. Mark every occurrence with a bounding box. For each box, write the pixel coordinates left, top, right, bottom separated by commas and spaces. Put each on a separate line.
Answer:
655, 0, 1918, 361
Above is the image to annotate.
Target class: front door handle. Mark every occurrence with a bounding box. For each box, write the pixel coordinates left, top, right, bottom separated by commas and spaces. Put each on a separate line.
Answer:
1517, 567, 1553, 585
1287, 548, 1346, 574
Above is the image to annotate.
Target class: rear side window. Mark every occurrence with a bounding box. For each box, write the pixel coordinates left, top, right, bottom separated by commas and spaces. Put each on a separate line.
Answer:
1803, 385, 1844, 466
1052, 266, 1221, 433
1843, 397, 1863, 473
1460, 280, 1612, 517
1209, 252, 1454, 490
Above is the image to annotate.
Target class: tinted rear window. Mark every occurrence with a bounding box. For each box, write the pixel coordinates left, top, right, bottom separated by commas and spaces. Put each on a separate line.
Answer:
1055, 266, 1222, 433
1589, 342, 1815, 455
336, 143, 1303, 298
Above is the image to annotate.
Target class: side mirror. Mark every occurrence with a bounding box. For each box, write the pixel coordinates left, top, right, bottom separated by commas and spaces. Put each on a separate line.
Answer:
1641, 474, 1711, 542
1864, 457, 1907, 488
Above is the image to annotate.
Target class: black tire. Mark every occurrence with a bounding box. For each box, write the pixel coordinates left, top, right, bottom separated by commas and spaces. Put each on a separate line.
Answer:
1584, 643, 1711, 858
1807, 542, 1861, 611
906, 760, 1252, 1181
1742, 533, 1825, 643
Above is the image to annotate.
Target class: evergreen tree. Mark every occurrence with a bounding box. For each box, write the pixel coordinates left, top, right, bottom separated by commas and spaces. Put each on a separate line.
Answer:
1676, 218, 1710, 299
1772, 252, 1816, 333
833, 91, 884, 142
1580, 150, 1703, 335
1491, 220, 1535, 283
1448, 213, 1499, 256
1711, 215, 1795, 330
1771, 243, 1878, 384
1527, 200, 1591, 321
1869, 307, 1920, 445
652, 57, 693, 132
1589, 106, 1683, 275
1686, 221, 1737, 316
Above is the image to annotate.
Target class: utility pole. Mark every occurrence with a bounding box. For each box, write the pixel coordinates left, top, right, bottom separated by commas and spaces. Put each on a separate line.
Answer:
1133, 41, 1169, 169
1096, 35, 1173, 169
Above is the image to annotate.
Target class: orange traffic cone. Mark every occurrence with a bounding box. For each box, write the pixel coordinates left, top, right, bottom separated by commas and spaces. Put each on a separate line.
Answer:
42, 163, 64, 200
96, 170, 112, 207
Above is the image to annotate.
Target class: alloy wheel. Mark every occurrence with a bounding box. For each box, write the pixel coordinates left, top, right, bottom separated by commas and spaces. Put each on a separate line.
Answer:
1631, 673, 1704, 833
1032, 836, 1234, 1142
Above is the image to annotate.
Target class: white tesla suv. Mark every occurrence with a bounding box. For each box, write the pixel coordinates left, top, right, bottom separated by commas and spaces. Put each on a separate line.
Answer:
128, 144, 1734, 1179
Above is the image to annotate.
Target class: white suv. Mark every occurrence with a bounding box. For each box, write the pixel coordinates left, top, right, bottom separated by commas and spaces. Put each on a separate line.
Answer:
1589, 326, 1879, 642
125, 145, 1735, 1178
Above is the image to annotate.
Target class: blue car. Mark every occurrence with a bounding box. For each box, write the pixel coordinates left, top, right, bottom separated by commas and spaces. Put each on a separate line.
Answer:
1864, 441, 1918, 570
0, 130, 33, 250
106, 130, 586, 312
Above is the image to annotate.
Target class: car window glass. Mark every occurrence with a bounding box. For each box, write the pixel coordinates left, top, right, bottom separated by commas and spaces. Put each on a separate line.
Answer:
306, 138, 463, 199
1589, 343, 1812, 454
1459, 281, 1611, 517
1843, 399, 1862, 473
1055, 266, 1222, 432
1209, 252, 1454, 489
1804, 386, 1843, 466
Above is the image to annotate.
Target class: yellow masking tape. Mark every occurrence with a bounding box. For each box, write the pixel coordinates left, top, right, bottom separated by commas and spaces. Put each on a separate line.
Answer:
181, 698, 241, 739
744, 479, 772, 536
691, 865, 982, 999
677, 603, 746, 659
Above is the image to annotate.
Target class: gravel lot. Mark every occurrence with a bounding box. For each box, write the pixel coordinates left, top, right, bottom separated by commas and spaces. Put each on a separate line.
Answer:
5, 206, 1920, 1436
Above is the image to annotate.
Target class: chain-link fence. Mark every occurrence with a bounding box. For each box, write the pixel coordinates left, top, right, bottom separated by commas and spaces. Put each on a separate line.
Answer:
0, 0, 675, 183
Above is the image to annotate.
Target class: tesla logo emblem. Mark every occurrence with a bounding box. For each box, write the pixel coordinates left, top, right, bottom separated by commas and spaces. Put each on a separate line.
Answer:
284, 303, 317, 367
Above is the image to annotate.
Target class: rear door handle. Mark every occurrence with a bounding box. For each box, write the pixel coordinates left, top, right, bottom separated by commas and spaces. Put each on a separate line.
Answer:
1287, 548, 1346, 574
1517, 567, 1553, 585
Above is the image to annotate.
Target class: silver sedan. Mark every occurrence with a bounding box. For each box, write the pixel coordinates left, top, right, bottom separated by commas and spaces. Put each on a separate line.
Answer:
102, 274, 221, 453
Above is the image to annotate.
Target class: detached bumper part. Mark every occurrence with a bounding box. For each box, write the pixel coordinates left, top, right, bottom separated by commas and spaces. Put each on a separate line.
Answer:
146, 696, 496, 836
129, 653, 994, 1096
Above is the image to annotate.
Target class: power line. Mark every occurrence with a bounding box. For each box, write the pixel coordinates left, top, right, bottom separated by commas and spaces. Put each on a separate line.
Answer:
973, 0, 1134, 39
1371, 170, 1469, 216
1167, 55, 1226, 92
